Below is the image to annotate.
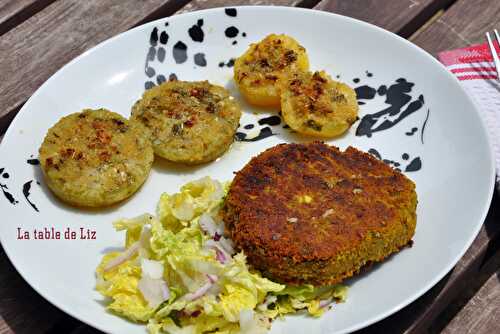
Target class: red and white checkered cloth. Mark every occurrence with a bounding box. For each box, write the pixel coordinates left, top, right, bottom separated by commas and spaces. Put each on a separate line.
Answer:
439, 43, 500, 183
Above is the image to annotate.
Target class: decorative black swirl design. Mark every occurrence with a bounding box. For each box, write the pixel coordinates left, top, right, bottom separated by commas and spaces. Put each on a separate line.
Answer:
405, 127, 418, 136
0, 157, 42, 211
144, 25, 180, 90
23, 180, 39, 212
235, 127, 275, 142
421, 109, 430, 144
258, 116, 281, 126
368, 149, 422, 172
225, 8, 237, 17
0, 167, 18, 205
225, 26, 239, 38
188, 19, 204, 42
194, 53, 207, 67
356, 78, 426, 138
235, 116, 283, 142
140, 12, 427, 174
173, 41, 188, 64
218, 58, 235, 68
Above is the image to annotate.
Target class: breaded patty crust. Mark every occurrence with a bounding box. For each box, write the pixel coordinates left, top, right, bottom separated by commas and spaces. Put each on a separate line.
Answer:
130, 80, 241, 164
39, 109, 153, 207
223, 142, 417, 285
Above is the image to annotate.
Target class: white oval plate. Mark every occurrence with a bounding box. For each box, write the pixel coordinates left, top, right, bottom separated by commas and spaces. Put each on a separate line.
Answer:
0, 6, 494, 334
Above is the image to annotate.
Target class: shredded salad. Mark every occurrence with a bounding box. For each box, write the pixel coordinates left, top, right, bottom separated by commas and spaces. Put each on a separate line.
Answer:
96, 177, 347, 334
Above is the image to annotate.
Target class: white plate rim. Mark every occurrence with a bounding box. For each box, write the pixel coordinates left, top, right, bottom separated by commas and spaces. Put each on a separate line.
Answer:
0, 6, 495, 334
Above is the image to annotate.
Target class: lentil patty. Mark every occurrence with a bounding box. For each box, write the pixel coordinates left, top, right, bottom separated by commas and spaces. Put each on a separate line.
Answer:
39, 109, 153, 207
222, 142, 417, 285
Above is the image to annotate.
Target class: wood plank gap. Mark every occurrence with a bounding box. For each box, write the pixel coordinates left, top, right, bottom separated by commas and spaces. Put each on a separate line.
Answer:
428, 221, 500, 333
402, 188, 500, 333
133, 0, 194, 27
0, 0, 58, 36
355, 188, 500, 333
0, 104, 21, 136
409, 9, 445, 42
178, 0, 307, 14
410, 0, 500, 56
0, 0, 196, 134
440, 247, 500, 333
0, 245, 67, 334
397, 0, 457, 38
313, 0, 456, 38
296, 0, 323, 9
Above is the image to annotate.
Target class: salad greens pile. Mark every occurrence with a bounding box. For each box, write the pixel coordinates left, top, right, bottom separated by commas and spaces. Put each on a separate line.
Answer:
96, 177, 347, 334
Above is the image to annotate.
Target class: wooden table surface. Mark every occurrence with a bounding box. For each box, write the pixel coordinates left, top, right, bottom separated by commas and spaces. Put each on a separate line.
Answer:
1, 0, 499, 333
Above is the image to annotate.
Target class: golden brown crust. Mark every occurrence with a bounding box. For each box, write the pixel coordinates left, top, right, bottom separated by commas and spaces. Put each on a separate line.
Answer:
280, 71, 358, 138
222, 142, 417, 285
39, 109, 154, 207
130, 80, 241, 164
233, 34, 309, 108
